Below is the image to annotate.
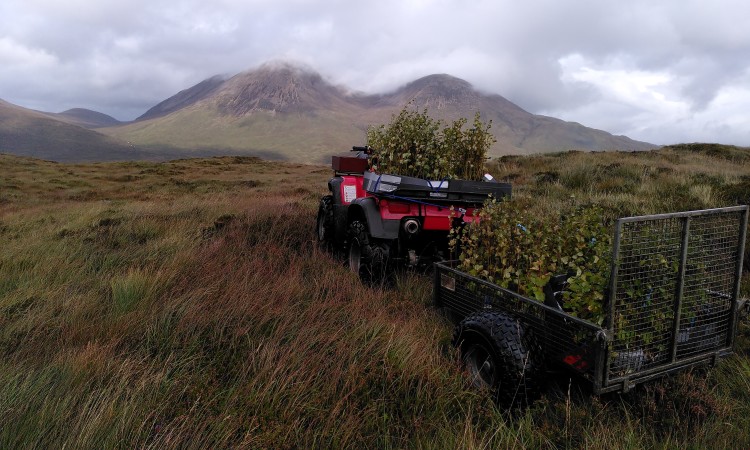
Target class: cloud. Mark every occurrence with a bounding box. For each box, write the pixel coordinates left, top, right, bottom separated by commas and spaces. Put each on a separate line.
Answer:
545, 54, 750, 145
0, 37, 57, 67
0, 0, 748, 145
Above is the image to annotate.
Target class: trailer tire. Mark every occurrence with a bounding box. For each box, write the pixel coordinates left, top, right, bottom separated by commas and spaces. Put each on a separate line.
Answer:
454, 311, 541, 408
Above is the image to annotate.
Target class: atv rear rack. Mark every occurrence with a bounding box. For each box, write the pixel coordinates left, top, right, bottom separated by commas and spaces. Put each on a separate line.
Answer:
362, 171, 511, 205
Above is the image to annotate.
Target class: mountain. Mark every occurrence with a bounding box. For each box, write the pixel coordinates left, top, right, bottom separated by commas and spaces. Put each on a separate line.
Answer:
49, 108, 123, 128
0, 99, 153, 162
105, 63, 369, 162
103, 63, 655, 164
368, 74, 654, 154
367, 74, 494, 111
212, 65, 353, 115
2, 62, 657, 164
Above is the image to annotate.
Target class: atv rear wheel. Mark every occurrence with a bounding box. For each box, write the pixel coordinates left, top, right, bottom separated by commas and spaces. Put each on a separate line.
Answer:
316, 195, 334, 250
454, 311, 541, 409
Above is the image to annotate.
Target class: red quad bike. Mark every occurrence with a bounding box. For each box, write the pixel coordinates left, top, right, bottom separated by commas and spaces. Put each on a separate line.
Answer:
316, 146, 511, 283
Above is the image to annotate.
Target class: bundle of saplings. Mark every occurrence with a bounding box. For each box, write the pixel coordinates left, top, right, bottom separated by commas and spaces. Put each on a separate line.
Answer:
451, 198, 612, 325
366, 108, 495, 181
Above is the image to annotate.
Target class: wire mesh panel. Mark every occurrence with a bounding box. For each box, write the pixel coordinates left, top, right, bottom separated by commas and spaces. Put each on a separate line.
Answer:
605, 206, 748, 387
607, 218, 683, 376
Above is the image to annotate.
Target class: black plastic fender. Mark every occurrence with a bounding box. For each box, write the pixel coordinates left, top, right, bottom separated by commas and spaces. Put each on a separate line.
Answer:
348, 197, 400, 240
328, 176, 343, 203
328, 177, 349, 245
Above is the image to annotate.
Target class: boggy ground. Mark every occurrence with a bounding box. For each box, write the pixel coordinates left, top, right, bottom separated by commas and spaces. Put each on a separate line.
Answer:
1, 145, 749, 448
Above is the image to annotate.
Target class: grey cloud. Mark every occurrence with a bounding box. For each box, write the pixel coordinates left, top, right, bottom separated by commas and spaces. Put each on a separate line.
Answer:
0, 0, 748, 145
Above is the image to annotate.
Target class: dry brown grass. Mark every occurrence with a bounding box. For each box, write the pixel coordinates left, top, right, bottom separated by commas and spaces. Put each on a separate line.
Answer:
1, 146, 749, 448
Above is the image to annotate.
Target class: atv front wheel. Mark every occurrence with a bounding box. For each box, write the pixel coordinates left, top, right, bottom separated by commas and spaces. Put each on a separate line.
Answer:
347, 219, 388, 284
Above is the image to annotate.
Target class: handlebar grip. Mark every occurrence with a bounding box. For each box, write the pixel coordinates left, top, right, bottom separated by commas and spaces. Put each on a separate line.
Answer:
352, 145, 369, 152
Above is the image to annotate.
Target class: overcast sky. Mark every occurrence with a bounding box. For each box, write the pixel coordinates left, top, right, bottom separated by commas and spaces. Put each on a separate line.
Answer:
2, 0, 749, 146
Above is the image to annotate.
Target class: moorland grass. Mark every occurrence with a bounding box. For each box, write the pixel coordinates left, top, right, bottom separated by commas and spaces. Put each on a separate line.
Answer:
1, 145, 749, 448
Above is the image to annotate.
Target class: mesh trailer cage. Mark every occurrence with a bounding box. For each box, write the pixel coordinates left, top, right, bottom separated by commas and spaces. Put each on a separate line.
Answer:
603, 205, 748, 393
433, 262, 608, 385
434, 205, 748, 395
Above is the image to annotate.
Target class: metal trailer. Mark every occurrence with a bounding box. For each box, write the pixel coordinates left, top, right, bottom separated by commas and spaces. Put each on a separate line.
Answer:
435, 206, 748, 403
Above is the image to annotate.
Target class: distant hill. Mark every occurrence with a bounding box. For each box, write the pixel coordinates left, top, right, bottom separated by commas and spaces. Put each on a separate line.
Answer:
0, 99, 153, 162
49, 108, 123, 128
103, 62, 656, 164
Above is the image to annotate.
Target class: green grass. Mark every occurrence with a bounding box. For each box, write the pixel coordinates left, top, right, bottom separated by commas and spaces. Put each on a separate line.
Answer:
1, 145, 749, 448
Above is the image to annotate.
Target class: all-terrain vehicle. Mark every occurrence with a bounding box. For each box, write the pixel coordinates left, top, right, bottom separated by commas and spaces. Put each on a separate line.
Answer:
438, 206, 749, 407
316, 146, 511, 281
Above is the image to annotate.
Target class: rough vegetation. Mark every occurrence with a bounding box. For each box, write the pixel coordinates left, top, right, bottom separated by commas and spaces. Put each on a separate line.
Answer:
453, 200, 612, 324
366, 108, 494, 180
1, 143, 750, 448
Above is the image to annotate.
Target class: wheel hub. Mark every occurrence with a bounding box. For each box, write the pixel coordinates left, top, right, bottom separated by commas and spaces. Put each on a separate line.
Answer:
465, 344, 495, 389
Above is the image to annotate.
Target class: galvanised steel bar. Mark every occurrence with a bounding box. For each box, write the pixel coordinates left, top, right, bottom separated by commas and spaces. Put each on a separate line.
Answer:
603, 218, 623, 390
670, 216, 691, 363
728, 207, 749, 347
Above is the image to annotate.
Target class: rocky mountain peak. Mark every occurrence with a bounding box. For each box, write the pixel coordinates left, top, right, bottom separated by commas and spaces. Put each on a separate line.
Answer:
382, 73, 487, 113
215, 62, 345, 115
403, 74, 474, 96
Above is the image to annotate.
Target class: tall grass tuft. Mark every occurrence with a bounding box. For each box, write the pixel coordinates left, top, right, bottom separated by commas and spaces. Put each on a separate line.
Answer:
110, 269, 157, 314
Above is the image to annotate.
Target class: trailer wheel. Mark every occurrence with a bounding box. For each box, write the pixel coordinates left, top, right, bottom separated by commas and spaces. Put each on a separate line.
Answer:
316, 195, 334, 250
454, 311, 541, 408
347, 219, 388, 284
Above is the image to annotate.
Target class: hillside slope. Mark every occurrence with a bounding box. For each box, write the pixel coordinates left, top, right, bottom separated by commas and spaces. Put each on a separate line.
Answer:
137, 75, 227, 121
0, 99, 152, 162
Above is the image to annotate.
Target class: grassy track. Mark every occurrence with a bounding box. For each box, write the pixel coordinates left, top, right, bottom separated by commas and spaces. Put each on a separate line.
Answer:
1, 145, 749, 448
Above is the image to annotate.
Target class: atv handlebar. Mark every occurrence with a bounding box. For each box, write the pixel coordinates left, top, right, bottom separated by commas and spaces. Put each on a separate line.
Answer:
352, 145, 371, 154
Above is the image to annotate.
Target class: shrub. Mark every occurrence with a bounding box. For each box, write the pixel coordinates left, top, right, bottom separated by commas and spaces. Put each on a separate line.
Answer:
366, 108, 494, 180
452, 198, 612, 324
